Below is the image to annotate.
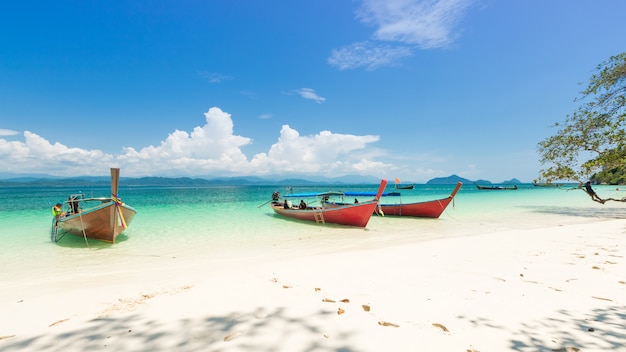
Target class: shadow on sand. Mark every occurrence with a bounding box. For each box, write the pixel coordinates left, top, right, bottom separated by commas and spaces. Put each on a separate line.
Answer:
524, 205, 626, 220
1, 306, 356, 352
2, 303, 625, 351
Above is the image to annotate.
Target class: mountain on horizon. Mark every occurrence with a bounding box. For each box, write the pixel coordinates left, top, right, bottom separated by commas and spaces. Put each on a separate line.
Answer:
427, 174, 524, 185
0, 173, 383, 187
0, 173, 524, 187
474, 178, 523, 185
426, 174, 472, 185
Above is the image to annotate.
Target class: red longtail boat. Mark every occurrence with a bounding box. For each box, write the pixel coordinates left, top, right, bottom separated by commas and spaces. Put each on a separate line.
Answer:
269, 179, 388, 227
376, 182, 462, 218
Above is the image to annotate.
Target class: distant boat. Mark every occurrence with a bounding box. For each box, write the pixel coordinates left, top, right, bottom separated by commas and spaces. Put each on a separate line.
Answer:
393, 177, 414, 190
395, 184, 415, 190
532, 182, 562, 188
342, 182, 462, 218
475, 183, 518, 190
268, 179, 388, 227
50, 168, 137, 243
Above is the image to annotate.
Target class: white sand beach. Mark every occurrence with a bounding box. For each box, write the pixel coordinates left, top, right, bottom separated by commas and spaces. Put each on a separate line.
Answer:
1, 216, 625, 351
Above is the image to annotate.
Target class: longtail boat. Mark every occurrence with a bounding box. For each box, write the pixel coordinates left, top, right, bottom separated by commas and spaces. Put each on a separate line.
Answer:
475, 183, 517, 190
395, 184, 415, 190
532, 182, 562, 188
269, 179, 388, 227
341, 182, 462, 218
393, 177, 414, 189
378, 182, 461, 218
50, 168, 137, 243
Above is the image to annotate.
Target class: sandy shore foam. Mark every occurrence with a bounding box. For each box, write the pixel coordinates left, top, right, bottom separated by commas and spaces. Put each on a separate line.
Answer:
1, 217, 625, 351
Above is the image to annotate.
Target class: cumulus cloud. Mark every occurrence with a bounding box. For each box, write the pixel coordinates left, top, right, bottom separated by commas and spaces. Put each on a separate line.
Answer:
249, 125, 386, 174
0, 107, 387, 178
295, 88, 326, 104
329, 0, 474, 70
119, 107, 253, 176
0, 131, 114, 175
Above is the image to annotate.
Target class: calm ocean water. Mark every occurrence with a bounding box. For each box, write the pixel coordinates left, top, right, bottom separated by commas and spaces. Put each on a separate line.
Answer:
1, 182, 625, 285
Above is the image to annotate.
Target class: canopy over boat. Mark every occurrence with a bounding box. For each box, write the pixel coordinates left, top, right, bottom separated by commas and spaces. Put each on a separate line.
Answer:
284, 191, 400, 198
343, 191, 401, 197
329, 182, 463, 218
283, 191, 345, 198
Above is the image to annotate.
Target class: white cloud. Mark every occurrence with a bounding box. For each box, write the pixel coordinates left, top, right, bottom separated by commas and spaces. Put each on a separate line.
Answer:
250, 125, 384, 174
328, 41, 413, 70
357, 0, 473, 48
119, 107, 253, 176
0, 129, 18, 136
198, 71, 232, 83
0, 131, 114, 175
329, 0, 474, 70
0, 107, 387, 178
295, 88, 326, 104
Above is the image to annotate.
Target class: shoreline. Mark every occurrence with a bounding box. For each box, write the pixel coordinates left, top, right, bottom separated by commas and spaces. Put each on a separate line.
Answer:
1, 217, 625, 351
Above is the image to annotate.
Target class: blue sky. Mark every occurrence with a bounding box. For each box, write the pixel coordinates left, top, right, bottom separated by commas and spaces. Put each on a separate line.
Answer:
1, 0, 625, 182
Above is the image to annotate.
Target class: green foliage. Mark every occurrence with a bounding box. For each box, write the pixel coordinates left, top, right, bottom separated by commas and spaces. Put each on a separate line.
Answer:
593, 167, 626, 185
538, 52, 626, 183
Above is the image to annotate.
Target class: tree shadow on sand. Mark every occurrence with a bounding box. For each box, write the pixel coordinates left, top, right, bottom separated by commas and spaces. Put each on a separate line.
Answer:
455, 304, 626, 351
506, 304, 626, 351
0, 306, 357, 352
523, 205, 626, 220
4, 303, 625, 351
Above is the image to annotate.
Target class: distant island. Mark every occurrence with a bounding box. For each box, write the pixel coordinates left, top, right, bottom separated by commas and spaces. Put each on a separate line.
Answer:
0, 173, 525, 188
426, 174, 522, 185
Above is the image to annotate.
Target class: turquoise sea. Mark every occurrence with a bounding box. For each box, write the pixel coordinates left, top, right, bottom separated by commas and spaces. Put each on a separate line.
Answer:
2, 182, 625, 286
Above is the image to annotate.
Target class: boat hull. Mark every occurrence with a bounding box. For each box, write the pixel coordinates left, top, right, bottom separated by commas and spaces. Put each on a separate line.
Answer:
57, 201, 136, 243
270, 179, 388, 227
378, 182, 462, 218
379, 198, 451, 218
270, 201, 379, 227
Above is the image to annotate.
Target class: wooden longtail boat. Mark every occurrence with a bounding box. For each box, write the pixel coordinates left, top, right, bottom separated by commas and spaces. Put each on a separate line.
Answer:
51, 168, 137, 243
532, 182, 562, 188
393, 177, 414, 189
377, 182, 461, 218
395, 184, 415, 190
341, 182, 462, 218
475, 183, 518, 190
269, 179, 388, 227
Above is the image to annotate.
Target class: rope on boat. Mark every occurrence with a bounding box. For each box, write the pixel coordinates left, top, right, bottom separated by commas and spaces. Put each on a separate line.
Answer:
441, 197, 459, 221
112, 193, 128, 228
257, 199, 272, 208
78, 208, 92, 249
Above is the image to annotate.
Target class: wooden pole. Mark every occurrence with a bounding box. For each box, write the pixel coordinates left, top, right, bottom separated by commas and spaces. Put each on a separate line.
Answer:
111, 168, 120, 197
